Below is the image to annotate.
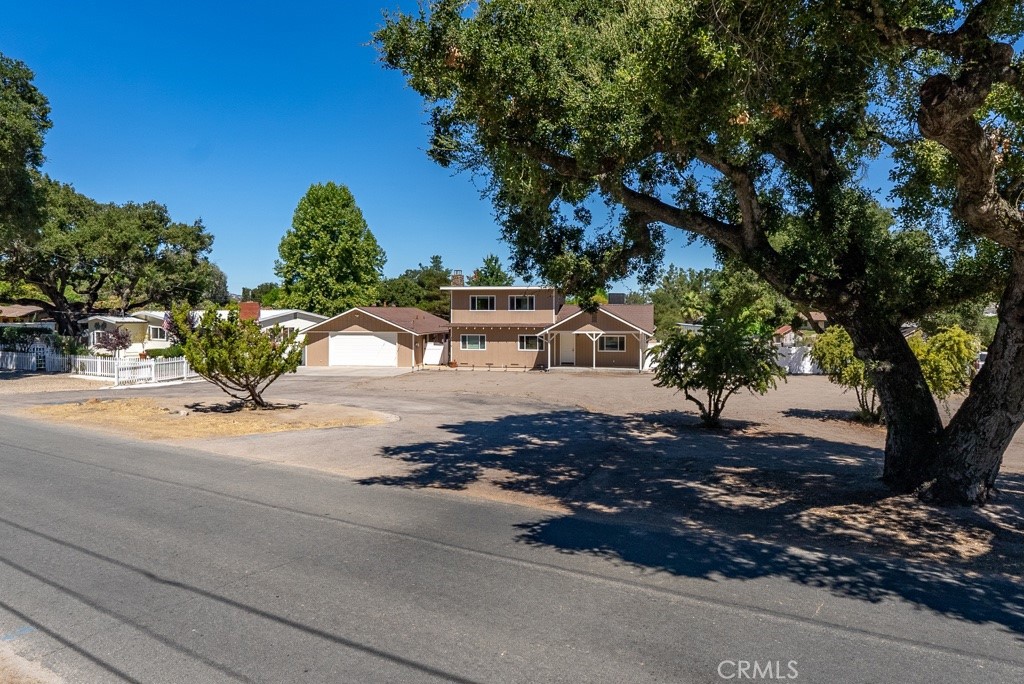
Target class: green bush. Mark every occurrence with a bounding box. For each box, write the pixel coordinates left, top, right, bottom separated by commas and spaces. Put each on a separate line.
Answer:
145, 344, 185, 358
651, 306, 786, 427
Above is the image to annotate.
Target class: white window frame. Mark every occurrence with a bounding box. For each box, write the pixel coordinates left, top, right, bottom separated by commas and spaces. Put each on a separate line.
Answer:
460, 334, 487, 350
509, 295, 536, 311
598, 335, 626, 352
148, 325, 167, 341
517, 335, 544, 351
469, 296, 496, 311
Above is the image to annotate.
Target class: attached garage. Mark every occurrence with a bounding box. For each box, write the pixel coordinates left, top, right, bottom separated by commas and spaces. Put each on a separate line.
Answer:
329, 332, 398, 367
303, 307, 450, 369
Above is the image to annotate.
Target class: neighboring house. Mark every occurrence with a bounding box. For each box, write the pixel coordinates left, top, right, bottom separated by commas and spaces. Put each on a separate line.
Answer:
303, 307, 450, 368
773, 325, 805, 347
443, 285, 655, 370
0, 304, 52, 327
81, 306, 327, 359
80, 315, 156, 357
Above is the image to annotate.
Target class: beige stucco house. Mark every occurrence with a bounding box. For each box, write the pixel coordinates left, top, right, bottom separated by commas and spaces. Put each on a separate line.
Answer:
443, 285, 655, 371
303, 307, 450, 368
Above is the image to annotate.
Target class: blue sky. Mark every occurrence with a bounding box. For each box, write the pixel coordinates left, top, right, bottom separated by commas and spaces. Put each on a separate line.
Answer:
1, 1, 718, 293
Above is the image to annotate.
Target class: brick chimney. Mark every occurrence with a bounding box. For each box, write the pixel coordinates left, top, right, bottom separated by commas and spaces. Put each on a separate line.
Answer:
450, 269, 465, 287
239, 301, 261, 321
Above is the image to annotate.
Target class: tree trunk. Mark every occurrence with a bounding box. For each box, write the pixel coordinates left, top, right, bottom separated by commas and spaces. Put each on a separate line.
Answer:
924, 255, 1024, 504
841, 314, 944, 492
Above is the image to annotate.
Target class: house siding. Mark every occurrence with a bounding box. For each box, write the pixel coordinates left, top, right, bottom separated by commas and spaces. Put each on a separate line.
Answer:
303, 310, 420, 367
449, 288, 562, 327
450, 327, 547, 369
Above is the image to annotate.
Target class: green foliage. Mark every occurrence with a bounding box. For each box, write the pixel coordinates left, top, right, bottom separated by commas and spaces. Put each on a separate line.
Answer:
649, 262, 795, 338
145, 344, 185, 359
468, 254, 514, 286
919, 298, 999, 348
907, 327, 979, 404
241, 282, 283, 306
199, 263, 231, 306
375, 0, 1008, 324
173, 304, 302, 409
651, 306, 786, 427
377, 255, 453, 319
810, 326, 882, 422
275, 182, 385, 316
0, 326, 49, 351
0, 51, 51, 244
47, 334, 86, 356
1, 178, 216, 334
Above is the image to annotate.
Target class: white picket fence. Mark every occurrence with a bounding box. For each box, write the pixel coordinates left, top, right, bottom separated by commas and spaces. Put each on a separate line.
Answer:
0, 350, 39, 372
1, 349, 196, 386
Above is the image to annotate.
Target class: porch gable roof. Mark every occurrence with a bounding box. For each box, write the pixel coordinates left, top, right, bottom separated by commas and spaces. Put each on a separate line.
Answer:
540, 304, 654, 335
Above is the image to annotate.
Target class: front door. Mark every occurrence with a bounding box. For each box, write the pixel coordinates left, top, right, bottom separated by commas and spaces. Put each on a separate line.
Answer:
559, 333, 575, 365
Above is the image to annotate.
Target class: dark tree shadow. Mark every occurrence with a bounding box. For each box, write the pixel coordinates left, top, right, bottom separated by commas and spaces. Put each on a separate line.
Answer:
358, 407, 1024, 637
184, 401, 304, 413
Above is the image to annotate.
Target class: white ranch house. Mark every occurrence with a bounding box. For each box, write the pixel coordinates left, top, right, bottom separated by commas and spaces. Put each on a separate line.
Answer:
81, 308, 327, 360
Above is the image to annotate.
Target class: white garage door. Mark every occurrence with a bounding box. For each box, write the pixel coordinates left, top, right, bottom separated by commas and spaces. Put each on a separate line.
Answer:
329, 332, 399, 367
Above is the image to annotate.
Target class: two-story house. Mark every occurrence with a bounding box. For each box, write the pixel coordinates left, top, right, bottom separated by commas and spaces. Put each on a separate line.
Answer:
444, 285, 655, 371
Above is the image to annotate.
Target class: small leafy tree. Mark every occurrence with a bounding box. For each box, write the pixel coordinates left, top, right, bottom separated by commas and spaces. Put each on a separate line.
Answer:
907, 327, 979, 407
173, 305, 302, 409
95, 327, 133, 357
810, 326, 881, 423
652, 307, 785, 428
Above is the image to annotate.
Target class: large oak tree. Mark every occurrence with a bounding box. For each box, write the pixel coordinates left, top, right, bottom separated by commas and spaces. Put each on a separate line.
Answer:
2, 178, 216, 335
377, 0, 1024, 503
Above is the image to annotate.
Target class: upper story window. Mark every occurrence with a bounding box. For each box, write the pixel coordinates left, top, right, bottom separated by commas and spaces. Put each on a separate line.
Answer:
469, 295, 496, 311
509, 295, 536, 311
148, 326, 167, 341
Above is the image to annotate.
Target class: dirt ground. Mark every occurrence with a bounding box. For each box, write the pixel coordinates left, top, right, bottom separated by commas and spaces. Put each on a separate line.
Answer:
27, 397, 393, 439
0, 643, 58, 684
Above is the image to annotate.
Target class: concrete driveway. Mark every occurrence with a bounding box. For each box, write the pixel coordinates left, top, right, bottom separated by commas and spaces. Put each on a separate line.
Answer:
293, 365, 414, 378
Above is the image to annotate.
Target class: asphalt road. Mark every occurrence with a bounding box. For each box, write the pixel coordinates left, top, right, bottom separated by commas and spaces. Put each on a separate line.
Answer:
1, 414, 1022, 683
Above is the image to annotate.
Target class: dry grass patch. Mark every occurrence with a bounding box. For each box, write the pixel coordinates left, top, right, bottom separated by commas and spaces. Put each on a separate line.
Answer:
28, 398, 392, 440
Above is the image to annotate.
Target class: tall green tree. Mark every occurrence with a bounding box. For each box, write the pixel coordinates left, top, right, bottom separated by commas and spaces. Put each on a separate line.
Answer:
377, 1, 1024, 504
275, 182, 386, 316
468, 253, 514, 285
0, 52, 51, 244
1, 179, 216, 335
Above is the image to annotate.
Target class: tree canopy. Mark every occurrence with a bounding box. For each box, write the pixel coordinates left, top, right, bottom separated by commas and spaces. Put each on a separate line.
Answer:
0, 51, 51, 244
377, 255, 453, 318
377, 0, 1024, 504
1, 178, 216, 335
241, 282, 283, 307
275, 182, 386, 316
468, 253, 514, 285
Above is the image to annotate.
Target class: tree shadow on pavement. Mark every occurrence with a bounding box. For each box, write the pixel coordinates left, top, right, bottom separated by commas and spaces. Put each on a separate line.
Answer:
359, 407, 1024, 637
